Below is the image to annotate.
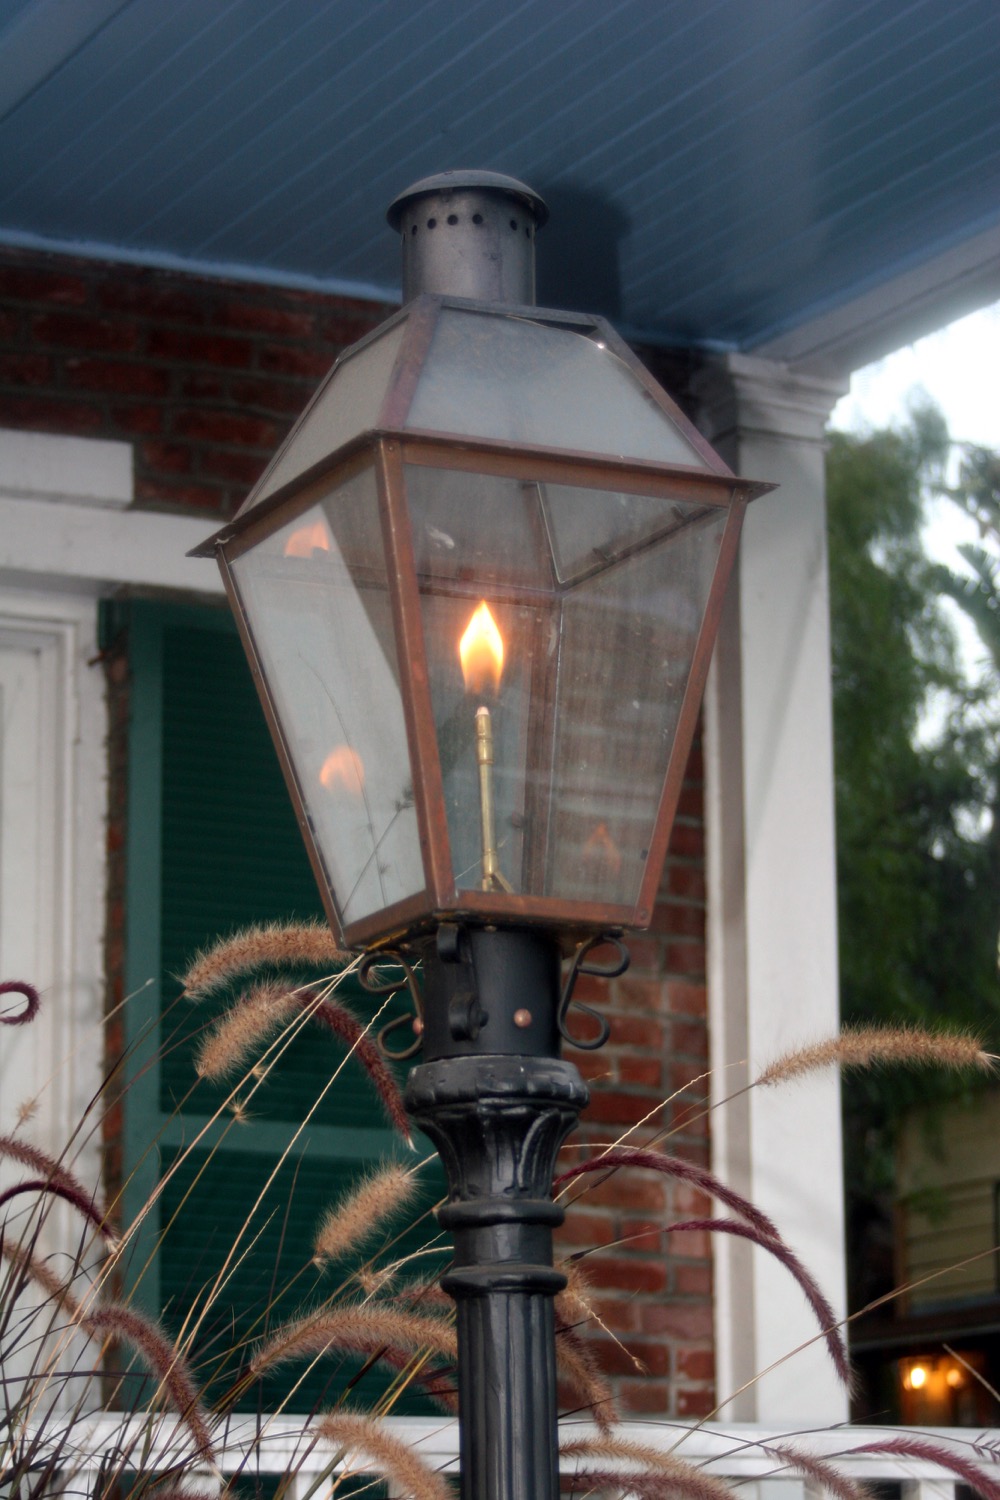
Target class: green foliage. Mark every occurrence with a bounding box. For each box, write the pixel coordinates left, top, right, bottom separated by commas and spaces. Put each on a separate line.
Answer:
827, 400, 1000, 1303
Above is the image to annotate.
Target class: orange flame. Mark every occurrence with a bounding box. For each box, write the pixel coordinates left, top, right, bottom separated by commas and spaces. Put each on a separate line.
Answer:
284, 518, 331, 558
319, 745, 365, 794
581, 821, 623, 878
459, 601, 504, 696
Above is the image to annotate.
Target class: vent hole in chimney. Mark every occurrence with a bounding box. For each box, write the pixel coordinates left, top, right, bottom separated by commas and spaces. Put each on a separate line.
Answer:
447, 213, 459, 225
411, 224, 418, 235
510, 218, 518, 231
472, 212, 484, 225
427, 217, 437, 229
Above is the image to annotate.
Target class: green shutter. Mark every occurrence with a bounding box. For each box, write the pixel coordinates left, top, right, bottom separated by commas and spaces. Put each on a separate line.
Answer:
120, 599, 446, 1415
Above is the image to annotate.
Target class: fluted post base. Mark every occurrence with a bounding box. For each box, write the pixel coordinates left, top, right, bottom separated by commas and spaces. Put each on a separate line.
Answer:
405, 927, 588, 1500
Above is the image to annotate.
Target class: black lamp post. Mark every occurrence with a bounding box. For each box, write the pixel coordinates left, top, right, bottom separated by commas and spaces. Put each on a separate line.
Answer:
195, 171, 772, 1500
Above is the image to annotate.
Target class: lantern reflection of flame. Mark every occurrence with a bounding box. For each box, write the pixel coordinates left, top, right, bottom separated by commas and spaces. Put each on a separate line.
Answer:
582, 821, 623, 877
319, 745, 365, 794
459, 601, 504, 696
284, 518, 331, 558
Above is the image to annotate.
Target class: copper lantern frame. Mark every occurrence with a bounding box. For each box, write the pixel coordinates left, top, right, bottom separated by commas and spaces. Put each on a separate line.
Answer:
199, 292, 772, 953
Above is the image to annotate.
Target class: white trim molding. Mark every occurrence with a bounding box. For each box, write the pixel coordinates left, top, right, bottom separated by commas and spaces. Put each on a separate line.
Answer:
696, 352, 849, 1424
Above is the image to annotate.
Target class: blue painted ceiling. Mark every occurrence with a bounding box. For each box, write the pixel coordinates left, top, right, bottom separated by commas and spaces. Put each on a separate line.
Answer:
0, 0, 998, 351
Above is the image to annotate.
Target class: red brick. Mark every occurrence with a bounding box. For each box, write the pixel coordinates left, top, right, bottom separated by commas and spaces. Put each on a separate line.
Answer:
619, 1377, 671, 1415
677, 1348, 715, 1381
31, 311, 139, 352
664, 863, 706, 902
221, 300, 317, 338
134, 477, 225, 511
555, 1212, 616, 1250
677, 1387, 715, 1417
0, 264, 90, 304
96, 280, 208, 323
571, 1172, 666, 1214
622, 936, 662, 974
670, 1019, 707, 1056
665, 980, 706, 1016
230, 375, 311, 414
65, 358, 170, 396
651, 901, 704, 939
141, 441, 193, 475
148, 327, 254, 368
618, 1056, 662, 1088
584, 1256, 667, 1293
574, 1051, 612, 1084
173, 408, 279, 447
198, 447, 268, 486
111, 403, 164, 435
257, 343, 331, 378
667, 822, 704, 859
610, 1014, 663, 1049
588, 1296, 641, 1334
0, 352, 53, 384
598, 1337, 670, 1377
684, 741, 704, 780
0, 395, 104, 432
646, 1301, 713, 1340
664, 1226, 710, 1259
674, 1264, 712, 1296
178, 370, 228, 401
319, 311, 384, 344
585, 1091, 663, 1126
615, 978, 664, 1017
664, 940, 704, 976
676, 783, 703, 819
0, 307, 20, 339
620, 1218, 663, 1252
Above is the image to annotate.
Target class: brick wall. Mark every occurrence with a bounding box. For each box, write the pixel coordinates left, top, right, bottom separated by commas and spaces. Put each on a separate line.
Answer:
0, 245, 713, 1421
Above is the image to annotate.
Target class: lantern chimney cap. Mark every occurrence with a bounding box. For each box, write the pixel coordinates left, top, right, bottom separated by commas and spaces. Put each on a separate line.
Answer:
387, 170, 548, 305
386, 170, 548, 231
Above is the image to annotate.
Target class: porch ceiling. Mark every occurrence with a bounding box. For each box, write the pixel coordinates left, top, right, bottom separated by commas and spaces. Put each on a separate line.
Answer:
0, 0, 998, 366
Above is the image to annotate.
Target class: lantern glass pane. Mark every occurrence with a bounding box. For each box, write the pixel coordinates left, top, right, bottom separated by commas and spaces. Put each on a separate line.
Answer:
238, 320, 407, 515
229, 467, 423, 925
405, 463, 726, 907
406, 308, 709, 467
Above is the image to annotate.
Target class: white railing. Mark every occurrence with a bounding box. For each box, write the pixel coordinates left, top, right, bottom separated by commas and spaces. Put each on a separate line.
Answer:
11, 1415, 1000, 1499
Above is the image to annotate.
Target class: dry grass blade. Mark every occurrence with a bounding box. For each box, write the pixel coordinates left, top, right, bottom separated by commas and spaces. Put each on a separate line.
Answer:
82, 1304, 215, 1460
250, 1304, 456, 1376
181, 920, 346, 998
757, 1025, 995, 1087
314, 1412, 450, 1500
845, 1439, 1000, 1500
665, 1218, 850, 1387
314, 1162, 418, 1265
555, 1146, 781, 1242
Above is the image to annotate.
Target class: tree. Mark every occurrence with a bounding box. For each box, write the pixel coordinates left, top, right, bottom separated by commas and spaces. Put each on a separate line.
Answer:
826, 402, 1000, 1310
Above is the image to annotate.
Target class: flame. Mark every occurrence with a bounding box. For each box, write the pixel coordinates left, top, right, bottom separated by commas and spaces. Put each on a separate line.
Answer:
581, 821, 623, 877
459, 601, 504, 696
284, 518, 331, 558
319, 745, 365, 794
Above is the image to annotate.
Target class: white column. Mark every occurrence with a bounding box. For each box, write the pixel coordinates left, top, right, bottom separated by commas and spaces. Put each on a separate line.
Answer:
694, 353, 849, 1424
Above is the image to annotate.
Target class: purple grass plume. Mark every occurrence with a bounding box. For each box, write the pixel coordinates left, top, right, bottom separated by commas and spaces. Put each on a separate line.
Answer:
82, 1304, 215, 1461
0, 980, 41, 1026
0, 1176, 117, 1251
555, 1146, 781, 1242
665, 1219, 850, 1387
844, 1439, 1000, 1500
